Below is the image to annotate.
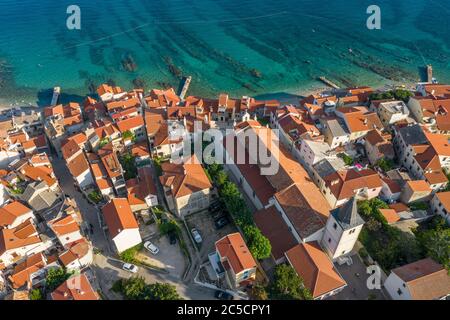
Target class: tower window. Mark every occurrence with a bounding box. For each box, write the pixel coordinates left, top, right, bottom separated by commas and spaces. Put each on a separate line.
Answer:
328, 238, 331, 243
333, 223, 337, 230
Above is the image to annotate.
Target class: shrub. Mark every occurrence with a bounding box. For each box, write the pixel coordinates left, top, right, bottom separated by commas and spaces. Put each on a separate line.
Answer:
119, 243, 143, 263
88, 191, 102, 204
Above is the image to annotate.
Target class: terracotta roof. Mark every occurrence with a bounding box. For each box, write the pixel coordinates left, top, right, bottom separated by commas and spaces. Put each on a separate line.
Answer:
405, 180, 432, 192
421, 84, 450, 97
389, 202, 410, 213
8, 253, 46, 289
0, 201, 32, 228
216, 233, 256, 274
106, 97, 140, 112
127, 167, 157, 205
50, 215, 80, 237
68, 133, 87, 146
159, 155, 212, 198
97, 83, 123, 96
254, 206, 297, 261
340, 107, 383, 133
116, 116, 144, 133
435, 191, 450, 211
425, 132, 450, 157
379, 208, 401, 224
274, 184, 329, 239
391, 258, 450, 300
67, 153, 90, 178
102, 198, 138, 238
0, 219, 41, 254
51, 274, 100, 300
382, 178, 401, 194
285, 242, 346, 299
131, 142, 150, 158
61, 139, 81, 160
58, 238, 90, 267
21, 164, 56, 187
324, 168, 383, 201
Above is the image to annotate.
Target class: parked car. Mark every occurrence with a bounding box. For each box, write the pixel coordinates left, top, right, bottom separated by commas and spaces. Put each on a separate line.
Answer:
168, 231, 177, 245
144, 241, 160, 255
191, 228, 203, 244
215, 290, 234, 300
122, 263, 139, 273
214, 216, 230, 229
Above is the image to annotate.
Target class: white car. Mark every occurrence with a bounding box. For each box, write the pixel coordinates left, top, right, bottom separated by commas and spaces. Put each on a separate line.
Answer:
122, 263, 139, 273
144, 241, 160, 255
191, 228, 202, 244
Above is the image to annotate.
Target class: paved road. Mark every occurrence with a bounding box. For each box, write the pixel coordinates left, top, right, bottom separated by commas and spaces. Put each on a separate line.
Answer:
51, 155, 215, 300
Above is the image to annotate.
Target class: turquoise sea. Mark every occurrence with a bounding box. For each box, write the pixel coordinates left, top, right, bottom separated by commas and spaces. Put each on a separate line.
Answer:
0, 0, 449, 106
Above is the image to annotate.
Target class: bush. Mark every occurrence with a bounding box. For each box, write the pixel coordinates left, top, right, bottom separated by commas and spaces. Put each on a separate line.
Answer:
88, 191, 102, 204
338, 153, 354, 166
45, 268, 74, 292
376, 158, 394, 172
119, 243, 143, 263
113, 277, 181, 300
30, 288, 43, 300
243, 225, 272, 260
120, 153, 138, 180
414, 217, 450, 271
409, 202, 429, 211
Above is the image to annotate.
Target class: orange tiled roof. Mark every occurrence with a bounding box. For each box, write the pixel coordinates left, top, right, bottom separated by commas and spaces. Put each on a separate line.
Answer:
51, 274, 100, 300
286, 242, 346, 299
102, 198, 138, 238
216, 233, 256, 274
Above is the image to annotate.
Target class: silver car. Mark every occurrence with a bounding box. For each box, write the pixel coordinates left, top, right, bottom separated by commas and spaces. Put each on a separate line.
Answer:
191, 228, 202, 244
122, 263, 139, 273
144, 241, 160, 255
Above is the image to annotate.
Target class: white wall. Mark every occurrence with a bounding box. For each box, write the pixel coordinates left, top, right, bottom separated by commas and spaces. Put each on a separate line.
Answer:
76, 169, 95, 189
321, 215, 363, 260
384, 273, 412, 300
112, 228, 142, 253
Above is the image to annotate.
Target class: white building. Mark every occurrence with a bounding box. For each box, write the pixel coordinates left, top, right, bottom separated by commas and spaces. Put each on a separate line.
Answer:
376, 100, 410, 127
321, 197, 365, 260
102, 198, 142, 253
430, 191, 450, 225
384, 258, 450, 300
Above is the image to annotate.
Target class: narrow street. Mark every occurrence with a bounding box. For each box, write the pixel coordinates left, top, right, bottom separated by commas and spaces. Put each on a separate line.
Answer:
50, 155, 215, 300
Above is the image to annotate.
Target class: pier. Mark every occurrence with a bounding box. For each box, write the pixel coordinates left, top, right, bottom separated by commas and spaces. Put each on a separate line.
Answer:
318, 76, 340, 89
51, 86, 60, 106
178, 76, 192, 101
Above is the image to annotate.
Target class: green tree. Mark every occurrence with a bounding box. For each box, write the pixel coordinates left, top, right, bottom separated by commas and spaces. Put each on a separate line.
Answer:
243, 225, 272, 260
30, 288, 43, 300
122, 130, 136, 142
147, 282, 181, 300
45, 268, 73, 292
120, 152, 138, 180
269, 264, 312, 300
376, 158, 394, 172
88, 191, 102, 204
113, 277, 181, 300
251, 284, 268, 300
415, 218, 450, 270
119, 243, 143, 263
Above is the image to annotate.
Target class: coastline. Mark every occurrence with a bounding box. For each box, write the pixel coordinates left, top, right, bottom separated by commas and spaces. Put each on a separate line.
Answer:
0, 78, 418, 111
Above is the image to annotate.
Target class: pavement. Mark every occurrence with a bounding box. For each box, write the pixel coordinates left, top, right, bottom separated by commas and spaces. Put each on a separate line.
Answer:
330, 254, 387, 300
50, 154, 216, 300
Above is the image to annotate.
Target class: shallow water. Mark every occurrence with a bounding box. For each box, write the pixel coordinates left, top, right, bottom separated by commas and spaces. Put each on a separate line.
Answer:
0, 0, 448, 106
